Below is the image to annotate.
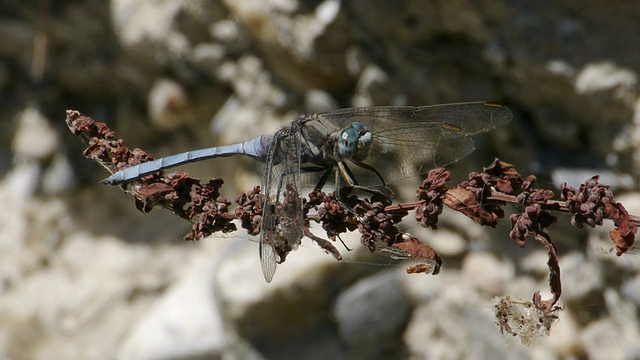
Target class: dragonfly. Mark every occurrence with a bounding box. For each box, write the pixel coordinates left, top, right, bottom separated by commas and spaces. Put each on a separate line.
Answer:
102, 101, 512, 282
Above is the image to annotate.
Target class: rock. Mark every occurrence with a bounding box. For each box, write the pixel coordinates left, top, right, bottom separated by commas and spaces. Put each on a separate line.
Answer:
581, 289, 640, 360
2, 162, 41, 199
304, 89, 338, 113
11, 107, 75, 196
621, 274, 640, 308
191, 43, 226, 77
551, 168, 635, 190
462, 251, 515, 296
574, 62, 637, 102
351, 64, 397, 107
110, 0, 192, 48
547, 308, 584, 357
12, 107, 59, 163
422, 228, 467, 257
333, 270, 412, 359
560, 252, 603, 302
404, 274, 549, 359
0, 230, 191, 359
40, 153, 76, 195
147, 78, 189, 131
118, 240, 233, 360
520, 249, 554, 276
225, 0, 353, 92
214, 229, 363, 359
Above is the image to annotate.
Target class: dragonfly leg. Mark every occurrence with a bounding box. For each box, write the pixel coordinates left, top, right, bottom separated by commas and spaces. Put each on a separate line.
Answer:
299, 165, 333, 192
298, 165, 361, 216
337, 161, 394, 199
350, 160, 388, 188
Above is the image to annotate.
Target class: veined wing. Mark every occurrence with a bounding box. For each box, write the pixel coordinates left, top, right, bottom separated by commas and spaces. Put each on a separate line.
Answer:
312, 102, 512, 186
259, 124, 304, 283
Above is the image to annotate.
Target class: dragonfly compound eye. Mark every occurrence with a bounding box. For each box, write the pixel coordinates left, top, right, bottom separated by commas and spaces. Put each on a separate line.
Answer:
357, 130, 372, 155
338, 127, 359, 158
338, 122, 373, 159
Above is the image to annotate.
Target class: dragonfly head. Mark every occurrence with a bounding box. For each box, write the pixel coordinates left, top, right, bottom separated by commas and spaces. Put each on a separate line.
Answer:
338, 122, 373, 160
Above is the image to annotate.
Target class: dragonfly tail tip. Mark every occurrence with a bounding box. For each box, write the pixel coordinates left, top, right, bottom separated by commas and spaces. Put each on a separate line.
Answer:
100, 176, 116, 186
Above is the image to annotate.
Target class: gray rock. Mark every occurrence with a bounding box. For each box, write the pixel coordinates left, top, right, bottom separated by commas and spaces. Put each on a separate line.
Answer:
12, 108, 59, 163
118, 241, 236, 360
462, 251, 515, 296
147, 78, 189, 131
404, 275, 548, 360
559, 252, 603, 302
581, 289, 640, 360
304, 89, 338, 113
621, 274, 640, 308
334, 270, 413, 359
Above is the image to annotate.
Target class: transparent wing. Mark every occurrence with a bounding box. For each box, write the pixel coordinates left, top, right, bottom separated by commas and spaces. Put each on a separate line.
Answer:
259, 126, 304, 282
312, 102, 512, 186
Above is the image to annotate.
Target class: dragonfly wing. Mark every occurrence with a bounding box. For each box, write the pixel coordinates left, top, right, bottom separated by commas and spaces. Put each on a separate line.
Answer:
259, 231, 278, 283
313, 102, 512, 185
259, 125, 304, 282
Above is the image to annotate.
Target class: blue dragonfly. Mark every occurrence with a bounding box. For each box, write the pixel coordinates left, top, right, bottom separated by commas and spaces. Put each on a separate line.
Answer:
102, 102, 512, 282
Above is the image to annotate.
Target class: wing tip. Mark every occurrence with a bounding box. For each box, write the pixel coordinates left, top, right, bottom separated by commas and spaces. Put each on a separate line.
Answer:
259, 241, 277, 283
480, 102, 513, 130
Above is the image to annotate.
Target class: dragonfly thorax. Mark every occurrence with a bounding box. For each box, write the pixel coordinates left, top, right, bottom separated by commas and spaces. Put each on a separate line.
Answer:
337, 122, 373, 160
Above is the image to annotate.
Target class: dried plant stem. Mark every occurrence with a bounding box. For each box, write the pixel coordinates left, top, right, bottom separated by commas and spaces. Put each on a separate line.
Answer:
66, 109, 637, 322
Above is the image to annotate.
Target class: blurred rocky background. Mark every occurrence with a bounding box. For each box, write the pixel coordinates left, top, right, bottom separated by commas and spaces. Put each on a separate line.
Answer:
2, 0, 640, 359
